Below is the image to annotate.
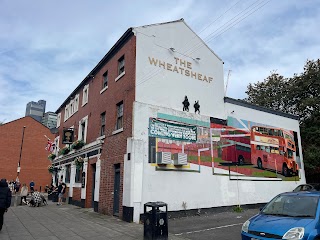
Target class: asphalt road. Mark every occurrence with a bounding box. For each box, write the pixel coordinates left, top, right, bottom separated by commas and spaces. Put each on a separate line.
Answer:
168, 207, 261, 240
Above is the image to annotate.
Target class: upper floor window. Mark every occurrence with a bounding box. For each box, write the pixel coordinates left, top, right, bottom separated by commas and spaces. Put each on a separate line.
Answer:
82, 84, 89, 106
103, 71, 108, 89
57, 113, 61, 128
100, 112, 106, 136
63, 94, 79, 122
116, 101, 123, 130
118, 55, 125, 76
78, 116, 88, 142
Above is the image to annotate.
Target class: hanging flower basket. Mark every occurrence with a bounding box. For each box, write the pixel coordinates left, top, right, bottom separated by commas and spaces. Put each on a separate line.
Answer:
48, 165, 54, 173
48, 153, 56, 161
59, 146, 70, 155
74, 156, 84, 170
71, 140, 85, 150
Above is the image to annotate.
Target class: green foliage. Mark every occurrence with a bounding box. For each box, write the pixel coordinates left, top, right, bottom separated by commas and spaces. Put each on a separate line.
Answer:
71, 140, 85, 150
48, 153, 56, 161
245, 72, 292, 114
59, 146, 70, 155
48, 165, 54, 173
233, 205, 243, 213
245, 59, 320, 174
74, 156, 84, 170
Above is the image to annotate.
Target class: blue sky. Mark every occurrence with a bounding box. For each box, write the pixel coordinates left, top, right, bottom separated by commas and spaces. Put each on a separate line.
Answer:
1, 0, 319, 123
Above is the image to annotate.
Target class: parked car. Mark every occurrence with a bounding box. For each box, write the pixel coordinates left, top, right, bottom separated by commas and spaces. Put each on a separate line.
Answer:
241, 191, 320, 240
293, 183, 320, 192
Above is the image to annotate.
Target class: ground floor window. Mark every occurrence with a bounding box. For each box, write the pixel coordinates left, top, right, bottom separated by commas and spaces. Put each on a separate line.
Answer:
75, 168, 82, 183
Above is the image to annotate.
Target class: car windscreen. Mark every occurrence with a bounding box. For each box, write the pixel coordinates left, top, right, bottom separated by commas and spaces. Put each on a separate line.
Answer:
261, 195, 319, 218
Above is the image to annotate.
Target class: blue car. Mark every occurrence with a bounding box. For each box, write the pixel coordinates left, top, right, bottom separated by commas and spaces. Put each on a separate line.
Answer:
241, 191, 320, 240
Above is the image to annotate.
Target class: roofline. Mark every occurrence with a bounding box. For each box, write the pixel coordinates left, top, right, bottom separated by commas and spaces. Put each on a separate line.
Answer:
224, 97, 300, 120
135, 18, 184, 28
133, 18, 223, 62
56, 28, 134, 113
182, 20, 222, 62
0, 116, 52, 130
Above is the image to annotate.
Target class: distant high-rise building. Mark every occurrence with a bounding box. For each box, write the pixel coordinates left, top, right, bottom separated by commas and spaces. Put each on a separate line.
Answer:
41, 111, 57, 129
25, 100, 46, 122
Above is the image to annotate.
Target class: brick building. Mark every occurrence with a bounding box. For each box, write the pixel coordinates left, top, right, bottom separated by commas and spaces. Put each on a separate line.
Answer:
53, 19, 305, 223
0, 116, 54, 190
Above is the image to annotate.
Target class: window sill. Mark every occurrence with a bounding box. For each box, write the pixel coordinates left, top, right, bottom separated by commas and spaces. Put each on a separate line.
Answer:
81, 101, 88, 107
112, 128, 123, 135
100, 86, 108, 94
97, 135, 106, 140
115, 71, 125, 82
74, 183, 82, 187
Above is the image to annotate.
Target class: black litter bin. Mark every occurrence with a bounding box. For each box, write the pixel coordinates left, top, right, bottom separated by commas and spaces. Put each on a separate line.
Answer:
52, 192, 58, 202
144, 201, 168, 240
48, 191, 53, 200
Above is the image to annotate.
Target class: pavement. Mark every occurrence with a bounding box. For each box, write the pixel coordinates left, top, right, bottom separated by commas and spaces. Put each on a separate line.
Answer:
1, 199, 186, 240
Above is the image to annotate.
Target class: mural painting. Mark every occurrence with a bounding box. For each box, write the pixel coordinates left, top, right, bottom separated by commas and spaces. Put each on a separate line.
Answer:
148, 116, 301, 181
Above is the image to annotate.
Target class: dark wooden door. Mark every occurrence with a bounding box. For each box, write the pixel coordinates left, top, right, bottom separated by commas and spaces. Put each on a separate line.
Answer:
113, 164, 120, 216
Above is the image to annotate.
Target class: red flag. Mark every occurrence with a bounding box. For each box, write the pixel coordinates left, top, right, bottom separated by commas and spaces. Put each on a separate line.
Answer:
45, 140, 55, 153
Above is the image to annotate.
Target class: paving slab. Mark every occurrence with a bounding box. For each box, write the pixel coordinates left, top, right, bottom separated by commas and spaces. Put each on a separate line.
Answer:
0, 200, 186, 240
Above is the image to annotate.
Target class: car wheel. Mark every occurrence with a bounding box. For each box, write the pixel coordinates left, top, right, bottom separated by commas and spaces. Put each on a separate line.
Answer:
238, 155, 244, 165
257, 159, 262, 169
282, 164, 289, 177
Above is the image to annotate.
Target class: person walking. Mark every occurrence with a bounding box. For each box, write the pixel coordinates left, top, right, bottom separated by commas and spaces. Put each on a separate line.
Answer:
20, 184, 28, 205
0, 179, 12, 231
56, 180, 66, 206
29, 180, 35, 192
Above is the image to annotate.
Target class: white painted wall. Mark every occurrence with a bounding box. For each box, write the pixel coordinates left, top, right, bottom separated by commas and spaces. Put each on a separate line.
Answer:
134, 20, 225, 119
81, 158, 88, 199
126, 101, 304, 223
94, 158, 101, 202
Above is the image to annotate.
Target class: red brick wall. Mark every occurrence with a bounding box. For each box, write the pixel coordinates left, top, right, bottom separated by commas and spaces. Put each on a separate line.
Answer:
73, 187, 81, 201
0, 117, 54, 191
98, 36, 136, 217
56, 34, 136, 218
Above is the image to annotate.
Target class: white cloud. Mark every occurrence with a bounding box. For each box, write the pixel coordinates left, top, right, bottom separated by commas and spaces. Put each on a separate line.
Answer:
0, 0, 319, 123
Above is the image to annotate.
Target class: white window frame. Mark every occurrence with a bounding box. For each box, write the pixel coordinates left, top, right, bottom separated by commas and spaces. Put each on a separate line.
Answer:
115, 55, 125, 81
74, 94, 79, 112
82, 84, 89, 106
78, 115, 88, 142
116, 101, 123, 130
63, 94, 80, 122
57, 113, 61, 128
100, 112, 106, 137
118, 55, 125, 75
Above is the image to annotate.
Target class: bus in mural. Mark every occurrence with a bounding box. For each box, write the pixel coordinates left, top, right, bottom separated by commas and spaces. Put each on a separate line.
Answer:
250, 126, 299, 176
220, 127, 251, 165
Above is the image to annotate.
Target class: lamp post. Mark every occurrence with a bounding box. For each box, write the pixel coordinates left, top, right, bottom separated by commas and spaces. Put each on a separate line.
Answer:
14, 126, 26, 206
17, 126, 26, 176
